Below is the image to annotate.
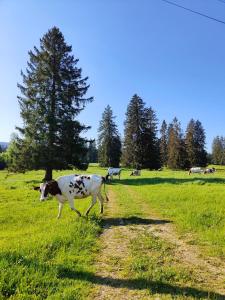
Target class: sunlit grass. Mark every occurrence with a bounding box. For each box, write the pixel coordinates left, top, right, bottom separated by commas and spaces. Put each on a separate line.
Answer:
0, 165, 225, 299
111, 167, 225, 258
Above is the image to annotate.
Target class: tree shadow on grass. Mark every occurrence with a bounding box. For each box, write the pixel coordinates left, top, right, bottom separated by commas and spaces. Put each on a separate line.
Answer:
58, 267, 225, 299
109, 177, 225, 186
100, 216, 171, 228
1, 252, 224, 299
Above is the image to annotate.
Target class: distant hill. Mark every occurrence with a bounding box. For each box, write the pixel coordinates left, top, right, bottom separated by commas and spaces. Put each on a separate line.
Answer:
0, 142, 9, 150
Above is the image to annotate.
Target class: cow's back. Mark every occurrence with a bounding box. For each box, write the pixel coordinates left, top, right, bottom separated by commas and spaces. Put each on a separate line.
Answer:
190, 167, 202, 173
57, 174, 102, 198
108, 168, 121, 175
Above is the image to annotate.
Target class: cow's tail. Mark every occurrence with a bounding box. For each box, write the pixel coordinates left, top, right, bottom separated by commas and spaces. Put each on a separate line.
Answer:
102, 176, 109, 202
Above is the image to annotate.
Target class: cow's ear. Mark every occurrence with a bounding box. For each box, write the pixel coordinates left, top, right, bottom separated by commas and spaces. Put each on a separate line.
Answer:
33, 186, 40, 191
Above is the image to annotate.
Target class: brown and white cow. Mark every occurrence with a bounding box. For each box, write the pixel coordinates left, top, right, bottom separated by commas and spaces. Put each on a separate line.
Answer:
34, 174, 109, 218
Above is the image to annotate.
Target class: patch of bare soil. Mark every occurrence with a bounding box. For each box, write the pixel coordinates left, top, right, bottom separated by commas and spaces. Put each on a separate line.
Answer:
92, 188, 225, 299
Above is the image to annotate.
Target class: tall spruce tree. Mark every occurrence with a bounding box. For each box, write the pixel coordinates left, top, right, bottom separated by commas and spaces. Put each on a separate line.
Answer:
185, 119, 207, 167
122, 94, 146, 168
98, 105, 121, 167
15, 27, 93, 180
159, 120, 168, 166
142, 107, 161, 169
167, 117, 187, 169
212, 136, 225, 165
194, 120, 207, 167
122, 94, 160, 169
185, 119, 196, 167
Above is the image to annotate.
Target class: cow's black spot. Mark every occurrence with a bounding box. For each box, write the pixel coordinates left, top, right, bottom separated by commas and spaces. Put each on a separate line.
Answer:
69, 182, 73, 188
76, 180, 85, 187
74, 183, 80, 189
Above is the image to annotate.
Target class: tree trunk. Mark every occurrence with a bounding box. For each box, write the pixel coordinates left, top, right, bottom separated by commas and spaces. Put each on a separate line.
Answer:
44, 167, 53, 181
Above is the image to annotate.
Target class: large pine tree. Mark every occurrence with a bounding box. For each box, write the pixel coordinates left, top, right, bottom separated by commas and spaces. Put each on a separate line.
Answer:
15, 27, 93, 180
185, 119, 196, 167
194, 120, 207, 167
212, 136, 225, 165
185, 119, 207, 167
122, 94, 146, 168
142, 107, 161, 169
167, 117, 187, 169
122, 94, 160, 169
98, 105, 121, 167
159, 120, 168, 167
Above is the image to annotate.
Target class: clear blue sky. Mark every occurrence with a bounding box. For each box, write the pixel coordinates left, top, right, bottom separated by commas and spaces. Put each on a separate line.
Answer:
1, 0, 225, 151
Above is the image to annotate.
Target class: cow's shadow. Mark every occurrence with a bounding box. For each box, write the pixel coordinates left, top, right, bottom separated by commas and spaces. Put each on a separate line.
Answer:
100, 216, 171, 228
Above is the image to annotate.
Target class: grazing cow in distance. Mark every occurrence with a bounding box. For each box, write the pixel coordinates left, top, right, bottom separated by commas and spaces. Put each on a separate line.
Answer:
106, 167, 121, 180
188, 167, 204, 175
204, 167, 216, 174
130, 169, 141, 176
34, 174, 109, 218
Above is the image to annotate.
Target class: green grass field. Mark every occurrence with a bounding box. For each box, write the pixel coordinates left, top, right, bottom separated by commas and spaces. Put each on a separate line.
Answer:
0, 165, 225, 299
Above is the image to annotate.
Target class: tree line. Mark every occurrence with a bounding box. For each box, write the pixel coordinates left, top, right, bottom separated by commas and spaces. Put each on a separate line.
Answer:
97, 94, 208, 170
0, 27, 223, 176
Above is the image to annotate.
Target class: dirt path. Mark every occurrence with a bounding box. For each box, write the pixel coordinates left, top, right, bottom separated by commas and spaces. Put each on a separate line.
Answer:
92, 190, 151, 299
126, 186, 225, 295
92, 187, 225, 299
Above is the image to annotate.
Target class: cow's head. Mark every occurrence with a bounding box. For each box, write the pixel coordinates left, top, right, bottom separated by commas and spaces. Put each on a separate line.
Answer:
33, 180, 62, 201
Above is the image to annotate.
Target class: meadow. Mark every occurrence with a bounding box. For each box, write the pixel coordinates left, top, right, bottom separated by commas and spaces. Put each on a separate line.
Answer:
0, 165, 225, 299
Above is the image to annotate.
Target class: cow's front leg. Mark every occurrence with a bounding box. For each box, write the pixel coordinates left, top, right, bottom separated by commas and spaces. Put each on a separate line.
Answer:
68, 199, 81, 217
57, 202, 64, 219
85, 195, 97, 216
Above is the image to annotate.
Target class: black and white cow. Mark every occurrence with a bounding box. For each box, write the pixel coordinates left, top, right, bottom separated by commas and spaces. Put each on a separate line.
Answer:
204, 167, 216, 174
34, 174, 109, 218
106, 167, 121, 180
130, 169, 141, 176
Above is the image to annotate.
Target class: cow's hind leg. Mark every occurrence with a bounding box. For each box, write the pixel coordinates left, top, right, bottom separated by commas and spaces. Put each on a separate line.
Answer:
68, 199, 81, 217
97, 192, 104, 214
85, 195, 97, 216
